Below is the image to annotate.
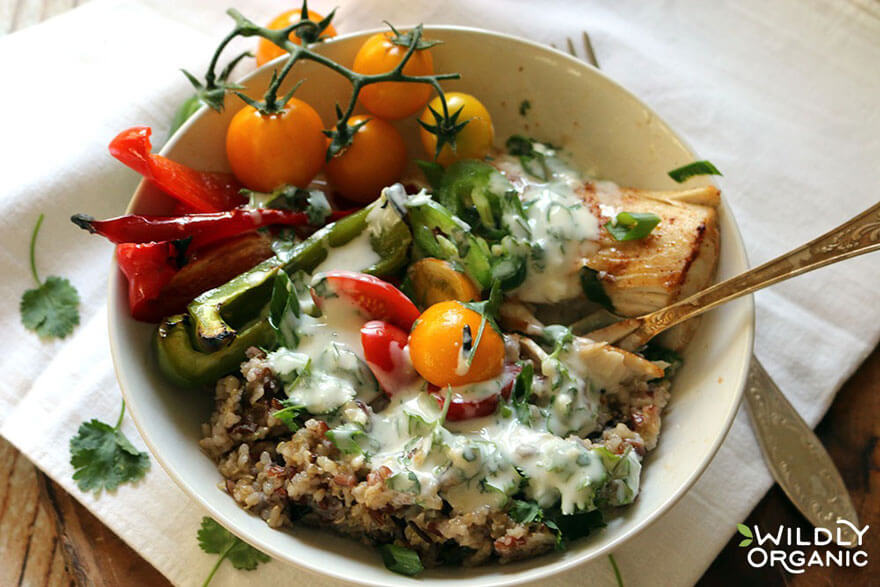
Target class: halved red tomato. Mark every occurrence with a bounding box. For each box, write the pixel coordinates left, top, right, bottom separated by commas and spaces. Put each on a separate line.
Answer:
361, 320, 416, 395
429, 363, 521, 421
311, 271, 420, 331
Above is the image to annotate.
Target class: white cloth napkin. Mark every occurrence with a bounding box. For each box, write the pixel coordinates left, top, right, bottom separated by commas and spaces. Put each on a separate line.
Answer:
1, 0, 878, 585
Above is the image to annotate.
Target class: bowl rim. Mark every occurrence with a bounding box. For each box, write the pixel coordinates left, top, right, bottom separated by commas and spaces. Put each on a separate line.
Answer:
108, 23, 754, 586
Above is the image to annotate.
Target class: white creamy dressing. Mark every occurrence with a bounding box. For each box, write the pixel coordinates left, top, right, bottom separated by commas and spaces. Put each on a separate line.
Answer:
495, 152, 607, 303
310, 229, 380, 275
310, 186, 403, 275
261, 178, 643, 517
267, 297, 378, 414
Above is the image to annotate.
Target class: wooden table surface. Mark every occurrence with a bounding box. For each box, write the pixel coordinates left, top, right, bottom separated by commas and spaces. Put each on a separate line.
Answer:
1, 2, 877, 586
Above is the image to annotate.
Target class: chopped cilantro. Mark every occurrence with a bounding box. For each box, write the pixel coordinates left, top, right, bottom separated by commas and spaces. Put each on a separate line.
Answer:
379, 544, 424, 576
69, 401, 150, 493
518, 99, 531, 116
20, 214, 80, 339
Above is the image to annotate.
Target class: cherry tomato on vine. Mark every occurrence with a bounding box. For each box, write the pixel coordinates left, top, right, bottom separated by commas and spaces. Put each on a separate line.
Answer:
352, 32, 435, 120
225, 98, 325, 192
324, 115, 407, 203
408, 301, 504, 388
255, 9, 337, 67
420, 92, 494, 166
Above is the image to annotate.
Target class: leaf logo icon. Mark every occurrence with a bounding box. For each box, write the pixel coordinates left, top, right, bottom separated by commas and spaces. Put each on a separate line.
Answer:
737, 523, 753, 547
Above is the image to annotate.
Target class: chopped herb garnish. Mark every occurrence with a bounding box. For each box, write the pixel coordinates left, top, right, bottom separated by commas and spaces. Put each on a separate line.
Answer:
461, 282, 502, 366
326, 423, 374, 455
510, 361, 534, 424
579, 266, 614, 311
69, 401, 150, 493
667, 160, 722, 183
518, 99, 531, 116
20, 214, 80, 339
245, 185, 331, 226
268, 271, 301, 348
604, 211, 660, 241
508, 499, 542, 524
197, 517, 270, 586
271, 399, 305, 432
379, 544, 424, 576
505, 135, 550, 181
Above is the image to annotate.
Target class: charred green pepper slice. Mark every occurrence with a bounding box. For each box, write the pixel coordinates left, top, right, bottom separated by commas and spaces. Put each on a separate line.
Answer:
154, 313, 275, 388
156, 190, 411, 387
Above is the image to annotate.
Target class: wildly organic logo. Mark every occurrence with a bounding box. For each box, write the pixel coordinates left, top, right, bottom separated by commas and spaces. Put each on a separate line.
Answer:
737, 523, 753, 547
737, 520, 870, 574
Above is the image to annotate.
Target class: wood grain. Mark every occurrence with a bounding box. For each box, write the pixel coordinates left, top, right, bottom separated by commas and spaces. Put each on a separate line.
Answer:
699, 344, 880, 586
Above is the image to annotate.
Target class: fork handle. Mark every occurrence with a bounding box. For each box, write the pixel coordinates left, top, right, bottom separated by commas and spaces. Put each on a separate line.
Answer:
619, 200, 880, 349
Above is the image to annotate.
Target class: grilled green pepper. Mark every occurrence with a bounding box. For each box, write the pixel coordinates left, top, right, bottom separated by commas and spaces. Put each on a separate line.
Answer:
154, 314, 275, 388
156, 189, 411, 387
407, 197, 493, 290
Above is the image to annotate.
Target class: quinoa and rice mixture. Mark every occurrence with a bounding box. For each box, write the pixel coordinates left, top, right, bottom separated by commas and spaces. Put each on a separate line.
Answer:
199, 347, 671, 567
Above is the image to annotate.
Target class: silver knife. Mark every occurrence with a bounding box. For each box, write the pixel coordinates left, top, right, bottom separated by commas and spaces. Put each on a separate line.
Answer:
565, 31, 860, 546
744, 355, 859, 544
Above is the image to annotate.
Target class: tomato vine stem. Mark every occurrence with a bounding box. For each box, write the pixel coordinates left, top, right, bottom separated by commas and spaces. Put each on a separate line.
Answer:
183, 3, 462, 161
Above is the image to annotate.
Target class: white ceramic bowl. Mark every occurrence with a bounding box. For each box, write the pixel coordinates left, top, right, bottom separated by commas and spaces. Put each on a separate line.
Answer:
109, 26, 753, 586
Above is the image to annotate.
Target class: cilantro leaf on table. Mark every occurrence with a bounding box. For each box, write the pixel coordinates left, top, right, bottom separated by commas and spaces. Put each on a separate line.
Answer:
198, 517, 271, 586
20, 214, 80, 339
69, 401, 150, 493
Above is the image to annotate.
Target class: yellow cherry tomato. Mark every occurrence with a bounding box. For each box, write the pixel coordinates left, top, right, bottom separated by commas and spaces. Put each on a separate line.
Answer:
419, 92, 494, 166
324, 115, 408, 203
255, 9, 337, 67
226, 98, 325, 192
409, 301, 504, 387
407, 258, 480, 308
353, 32, 435, 120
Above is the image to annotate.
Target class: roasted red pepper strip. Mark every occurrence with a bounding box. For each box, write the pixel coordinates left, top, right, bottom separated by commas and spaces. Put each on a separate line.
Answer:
116, 242, 181, 321
72, 208, 354, 248
109, 126, 245, 212
115, 233, 276, 323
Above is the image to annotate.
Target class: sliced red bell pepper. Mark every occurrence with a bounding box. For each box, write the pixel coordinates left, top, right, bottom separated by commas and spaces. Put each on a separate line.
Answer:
360, 320, 417, 395
116, 242, 182, 322
109, 126, 245, 212
310, 271, 421, 332
429, 363, 520, 421
72, 208, 353, 248
116, 233, 275, 323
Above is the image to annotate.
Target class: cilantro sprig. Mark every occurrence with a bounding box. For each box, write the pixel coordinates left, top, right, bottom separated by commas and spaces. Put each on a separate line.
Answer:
198, 517, 271, 586
69, 401, 150, 493
20, 214, 80, 339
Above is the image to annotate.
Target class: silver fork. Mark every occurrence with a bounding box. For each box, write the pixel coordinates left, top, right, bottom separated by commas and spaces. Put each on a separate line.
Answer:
560, 32, 860, 545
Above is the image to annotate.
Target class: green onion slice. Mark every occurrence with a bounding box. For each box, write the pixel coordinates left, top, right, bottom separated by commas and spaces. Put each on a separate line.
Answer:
604, 212, 660, 241
667, 160, 722, 183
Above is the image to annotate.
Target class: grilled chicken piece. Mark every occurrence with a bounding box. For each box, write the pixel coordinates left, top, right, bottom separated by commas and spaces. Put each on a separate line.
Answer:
580, 183, 720, 349
505, 306, 665, 393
